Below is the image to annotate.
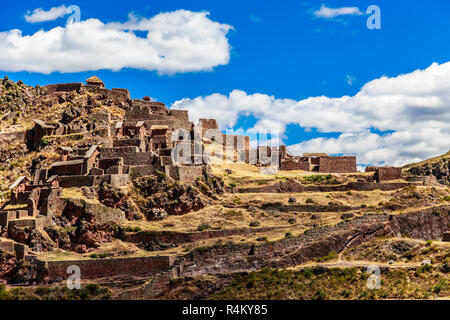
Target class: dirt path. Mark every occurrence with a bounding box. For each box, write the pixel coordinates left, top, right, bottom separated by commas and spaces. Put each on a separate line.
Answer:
291, 259, 423, 270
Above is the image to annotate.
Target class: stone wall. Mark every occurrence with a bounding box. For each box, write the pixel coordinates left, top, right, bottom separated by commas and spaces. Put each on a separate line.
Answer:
0, 239, 28, 260
170, 110, 189, 121
199, 119, 219, 133
8, 218, 44, 230
44, 83, 83, 95
238, 180, 410, 193
113, 139, 145, 150
374, 167, 403, 182
125, 105, 159, 120
0, 239, 14, 253
444, 231, 450, 242
98, 158, 123, 171
111, 88, 130, 100
177, 165, 205, 183
129, 165, 156, 177
100, 147, 154, 166
57, 174, 128, 188
0, 210, 29, 227
123, 227, 286, 246
84, 86, 130, 106
38, 188, 64, 217
110, 174, 130, 187
318, 156, 357, 173
38, 255, 174, 280
48, 161, 84, 177
12, 191, 31, 205
281, 158, 310, 171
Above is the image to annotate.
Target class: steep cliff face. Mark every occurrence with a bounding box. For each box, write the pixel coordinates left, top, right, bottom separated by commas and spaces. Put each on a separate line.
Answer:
404, 152, 450, 185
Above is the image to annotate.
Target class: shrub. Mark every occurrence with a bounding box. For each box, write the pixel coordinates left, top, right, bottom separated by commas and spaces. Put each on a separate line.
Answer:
194, 246, 209, 254
306, 198, 314, 204
246, 280, 255, 289
313, 289, 326, 300
303, 175, 326, 184
225, 210, 241, 218
316, 251, 337, 262
433, 279, 447, 293
415, 264, 433, 276
229, 182, 237, 189
249, 221, 261, 227
232, 197, 242, 204
41, 137, 49, 146
197, 223, 211, 231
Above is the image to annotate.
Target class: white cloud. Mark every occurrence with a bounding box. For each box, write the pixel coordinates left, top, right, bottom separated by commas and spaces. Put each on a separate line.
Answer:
313, 4, 363, 18
171, 62, 450, 166
345, 74, 356, 86
25, 5, 70, 23
0, 10, 232, 74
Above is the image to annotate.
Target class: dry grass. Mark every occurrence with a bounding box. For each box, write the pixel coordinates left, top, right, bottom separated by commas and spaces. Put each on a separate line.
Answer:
61, 188, 100, 204
226, 190, 395, 208
342, 237, 450, 264
2, 203, 27, 211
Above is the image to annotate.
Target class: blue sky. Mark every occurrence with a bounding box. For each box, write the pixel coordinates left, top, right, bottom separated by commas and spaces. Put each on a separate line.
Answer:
1, 1, 450, 167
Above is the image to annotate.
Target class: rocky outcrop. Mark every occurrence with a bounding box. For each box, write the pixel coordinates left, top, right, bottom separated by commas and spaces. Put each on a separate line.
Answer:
405, 153, 450, 185
98, 183, 140, 220
7, 227, 55, 252
0, 250, 17, 281
133, 169, 223, 218
47, 199, 125, 253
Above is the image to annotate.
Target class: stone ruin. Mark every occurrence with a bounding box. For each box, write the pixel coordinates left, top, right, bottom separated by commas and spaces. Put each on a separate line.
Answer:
280, 151, 357, 173
365, 166, 405, 182
1, 76, 366, 245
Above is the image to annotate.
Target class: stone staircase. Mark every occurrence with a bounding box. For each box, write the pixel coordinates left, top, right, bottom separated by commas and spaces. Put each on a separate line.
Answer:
118, 257, 185, 300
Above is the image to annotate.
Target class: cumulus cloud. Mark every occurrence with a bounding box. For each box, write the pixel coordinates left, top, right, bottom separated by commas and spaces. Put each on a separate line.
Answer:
313, 4, 363, 18
171, 62, 450, 166
25, 5, 71, 23
0, 10, 232, 74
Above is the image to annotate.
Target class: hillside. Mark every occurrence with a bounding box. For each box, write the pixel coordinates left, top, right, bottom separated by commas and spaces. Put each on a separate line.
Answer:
403, 152, 450, 186
0, 76, 449, 300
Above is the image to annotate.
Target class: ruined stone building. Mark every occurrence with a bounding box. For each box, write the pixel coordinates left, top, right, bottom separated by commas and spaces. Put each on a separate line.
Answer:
2, 76, 366, 231
280, 152, 357, 173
